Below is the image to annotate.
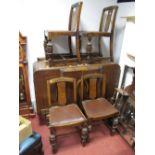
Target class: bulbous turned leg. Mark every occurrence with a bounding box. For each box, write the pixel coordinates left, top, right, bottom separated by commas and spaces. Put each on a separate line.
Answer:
81, 127, 88, 146
111, 117, 119, 136
49, 129, 57, 154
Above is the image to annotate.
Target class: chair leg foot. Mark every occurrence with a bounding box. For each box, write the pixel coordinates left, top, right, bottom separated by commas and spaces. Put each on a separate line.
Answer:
111, 117, 119, 136
81, 127, 88, 146
49, 133, 57, 153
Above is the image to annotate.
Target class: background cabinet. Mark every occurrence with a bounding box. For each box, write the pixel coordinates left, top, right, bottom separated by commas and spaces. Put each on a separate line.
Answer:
19, 32, 34, 118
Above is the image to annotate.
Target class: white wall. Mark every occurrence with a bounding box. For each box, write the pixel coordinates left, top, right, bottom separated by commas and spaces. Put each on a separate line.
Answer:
19, 0, 135, 108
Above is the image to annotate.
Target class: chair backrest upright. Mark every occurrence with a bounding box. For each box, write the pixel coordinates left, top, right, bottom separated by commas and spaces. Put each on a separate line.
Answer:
68, 1, 83, 32
47, 77, 77, 106
98, 5, 118, 60
68, 2, 83, 57
77, 73, 106, 101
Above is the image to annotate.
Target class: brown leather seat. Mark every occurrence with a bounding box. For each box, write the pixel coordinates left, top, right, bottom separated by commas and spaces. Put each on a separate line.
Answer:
82, 98, 118, 120
49, 104, 86, 127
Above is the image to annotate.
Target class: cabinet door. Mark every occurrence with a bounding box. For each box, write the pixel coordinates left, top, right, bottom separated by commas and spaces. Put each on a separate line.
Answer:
19, 63, 32, 116
19, 64, 31, 105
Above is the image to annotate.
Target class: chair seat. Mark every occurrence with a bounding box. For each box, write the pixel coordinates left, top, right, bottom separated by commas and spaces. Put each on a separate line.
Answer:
49, 104, 86, 127
82, 98, 119, 120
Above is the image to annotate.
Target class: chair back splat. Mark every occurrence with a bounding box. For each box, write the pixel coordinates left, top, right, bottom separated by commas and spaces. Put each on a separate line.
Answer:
47, 77, 76, 106
77, 73, 106, 101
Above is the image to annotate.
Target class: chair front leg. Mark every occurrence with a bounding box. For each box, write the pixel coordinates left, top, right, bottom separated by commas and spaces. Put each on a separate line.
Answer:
49, 128, 57, 153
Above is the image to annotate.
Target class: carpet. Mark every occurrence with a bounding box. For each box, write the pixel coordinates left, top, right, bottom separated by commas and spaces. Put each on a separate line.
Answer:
30, 115, 134, 155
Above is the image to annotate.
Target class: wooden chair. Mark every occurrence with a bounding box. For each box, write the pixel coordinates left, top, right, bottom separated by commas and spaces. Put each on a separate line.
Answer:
44, 2, 83, 65
47, 77, 88, 153
77, 73, 119, 136
80, 5, 118, 62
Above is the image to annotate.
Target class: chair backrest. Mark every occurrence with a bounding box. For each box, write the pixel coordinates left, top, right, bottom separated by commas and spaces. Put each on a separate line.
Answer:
99, 5, 118, 34
98, 5, 118, 59
68, 2, 83, 32
77, 73, 106, 101
47, 77, 77, 106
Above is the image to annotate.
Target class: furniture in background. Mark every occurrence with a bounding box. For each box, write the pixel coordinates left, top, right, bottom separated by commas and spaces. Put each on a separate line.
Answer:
118, 16, 135, 88
19, 32, 35, 118
115, 16, 135, 148
19, 131, 44, 155
44, 1, 83, 66
33, 61, 120, 117
79, 5, 118, 62
114, 66, 135, 148
77, 73, 119, 135
47, 77, 88, 153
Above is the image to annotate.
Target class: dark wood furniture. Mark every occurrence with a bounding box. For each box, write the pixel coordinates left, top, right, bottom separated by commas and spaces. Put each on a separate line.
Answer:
77, 73, 119, 135
44, 1, 83, 65
80, 5, 118, 62
47, 77, 88, 153
19, 32, 34, 118
114, 67, 135, 148
33, 60, 120, 116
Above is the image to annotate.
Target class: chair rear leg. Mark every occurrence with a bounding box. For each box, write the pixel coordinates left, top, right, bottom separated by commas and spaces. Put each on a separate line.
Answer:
49, 128, 58, 153
111, 117, 119, 136
88, 121, 92, 132
81, 125, 88, 146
